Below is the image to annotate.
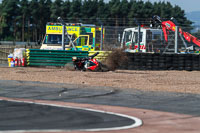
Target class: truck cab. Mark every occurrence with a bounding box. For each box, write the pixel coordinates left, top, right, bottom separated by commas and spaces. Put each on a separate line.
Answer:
121, 27, 164, 52
40, 23, 104, 51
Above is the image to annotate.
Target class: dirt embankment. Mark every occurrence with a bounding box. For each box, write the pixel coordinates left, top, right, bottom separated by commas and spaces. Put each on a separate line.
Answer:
0, 67, 200, 94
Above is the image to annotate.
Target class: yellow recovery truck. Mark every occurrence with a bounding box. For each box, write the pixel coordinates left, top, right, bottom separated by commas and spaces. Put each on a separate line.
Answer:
40, 22, 105, 51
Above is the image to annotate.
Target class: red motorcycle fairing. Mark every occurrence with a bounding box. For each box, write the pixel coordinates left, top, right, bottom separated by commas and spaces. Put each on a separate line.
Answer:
87, 58, 99, 71
72, 52, 100, 71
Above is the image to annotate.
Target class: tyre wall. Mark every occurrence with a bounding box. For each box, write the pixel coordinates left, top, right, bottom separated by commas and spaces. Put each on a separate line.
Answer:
125, 53, 200, 71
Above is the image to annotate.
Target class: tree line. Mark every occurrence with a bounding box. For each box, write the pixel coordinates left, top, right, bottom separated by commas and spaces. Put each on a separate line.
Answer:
0, 0, 193, 42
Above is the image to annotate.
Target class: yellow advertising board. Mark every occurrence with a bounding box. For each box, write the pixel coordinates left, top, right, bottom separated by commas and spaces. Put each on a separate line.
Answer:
46, 25, 80, 37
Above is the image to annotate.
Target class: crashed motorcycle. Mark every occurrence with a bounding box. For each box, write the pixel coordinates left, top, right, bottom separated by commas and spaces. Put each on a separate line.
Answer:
72, 52, 102, 71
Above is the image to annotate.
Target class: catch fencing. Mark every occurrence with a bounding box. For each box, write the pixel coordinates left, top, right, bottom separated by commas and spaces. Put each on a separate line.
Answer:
0, 45, 40, 64
1, 25, 200, 70
103, 26, 200, 53
0, 41, 38, 45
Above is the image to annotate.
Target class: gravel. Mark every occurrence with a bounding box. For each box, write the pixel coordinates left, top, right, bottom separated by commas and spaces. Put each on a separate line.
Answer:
0, 66, 200, 94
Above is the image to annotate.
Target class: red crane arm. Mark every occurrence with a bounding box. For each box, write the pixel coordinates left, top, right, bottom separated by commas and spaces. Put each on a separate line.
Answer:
161, 21, 176, 43
161, 20, 200, 47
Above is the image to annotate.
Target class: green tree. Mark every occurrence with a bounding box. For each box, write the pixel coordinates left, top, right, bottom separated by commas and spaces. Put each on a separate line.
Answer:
143, 1, 153, 18
81, 0, 91, 23
0, 0, 195, 41
96, 0, 109, 25
62, 0, 71, 21
81, 0, 98, 24
109, 0, 121, 26
69, 0, 82, 22
172, 5, 193, 32
160, 2, 173, 19
128, 0, 138, 26
0, 1, 3, 40
38, 0, 52, 41
30, 0, 40, 41
20, 0, 30, 41
121, 0, 129, 26
0, 0, 20, 41
44, 0, 52, 23
50, 0, 63, 21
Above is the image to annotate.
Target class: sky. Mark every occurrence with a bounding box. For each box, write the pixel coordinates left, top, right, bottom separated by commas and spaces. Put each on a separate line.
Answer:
107, 0, 200, 13
138, 0, 200, 13
0, 0, 199, 13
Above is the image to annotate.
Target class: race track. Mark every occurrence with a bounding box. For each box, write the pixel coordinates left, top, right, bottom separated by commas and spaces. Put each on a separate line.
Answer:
0, 80, 200, 133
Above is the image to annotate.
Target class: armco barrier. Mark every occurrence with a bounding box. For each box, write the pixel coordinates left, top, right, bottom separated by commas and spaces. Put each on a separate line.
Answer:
89, 51, 112, 61
26, 49, 88, 66
126, 53, 200, 71
26, 49, 200, 71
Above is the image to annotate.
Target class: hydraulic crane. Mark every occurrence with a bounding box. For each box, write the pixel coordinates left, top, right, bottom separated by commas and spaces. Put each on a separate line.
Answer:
152, 15, 200, 48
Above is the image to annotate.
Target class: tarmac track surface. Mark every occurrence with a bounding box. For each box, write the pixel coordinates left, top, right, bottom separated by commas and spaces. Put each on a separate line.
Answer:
0, 80, 200, 133
0, 99, 141, 132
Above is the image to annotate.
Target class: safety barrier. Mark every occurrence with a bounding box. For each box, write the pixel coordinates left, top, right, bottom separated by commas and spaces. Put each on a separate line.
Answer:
26, 49, 88, 66
89, 51, 112, 61
125, 53, 200, 71
6, 47, 200, 71
0, 45, 40, 64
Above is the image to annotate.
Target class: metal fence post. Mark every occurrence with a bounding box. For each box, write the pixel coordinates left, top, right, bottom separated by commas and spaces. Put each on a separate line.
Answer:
175, 26, 178, 53
58, 17, 76, 51
138, 25, 141, 52
62, 25, 65, 50
100, 25, 103, 51
134, 18, 141, 52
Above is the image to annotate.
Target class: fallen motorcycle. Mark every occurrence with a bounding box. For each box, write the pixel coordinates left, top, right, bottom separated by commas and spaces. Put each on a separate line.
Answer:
72, 52, 102, 71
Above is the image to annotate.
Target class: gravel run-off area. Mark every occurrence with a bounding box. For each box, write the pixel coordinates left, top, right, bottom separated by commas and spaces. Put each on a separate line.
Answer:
0, 67, 200, 94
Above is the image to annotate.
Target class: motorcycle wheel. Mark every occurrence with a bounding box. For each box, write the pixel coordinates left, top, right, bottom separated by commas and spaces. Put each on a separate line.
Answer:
95, 62, 109, 72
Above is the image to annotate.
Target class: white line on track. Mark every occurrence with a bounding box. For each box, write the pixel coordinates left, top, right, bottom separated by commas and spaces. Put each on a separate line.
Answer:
0, 98, 142, 133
